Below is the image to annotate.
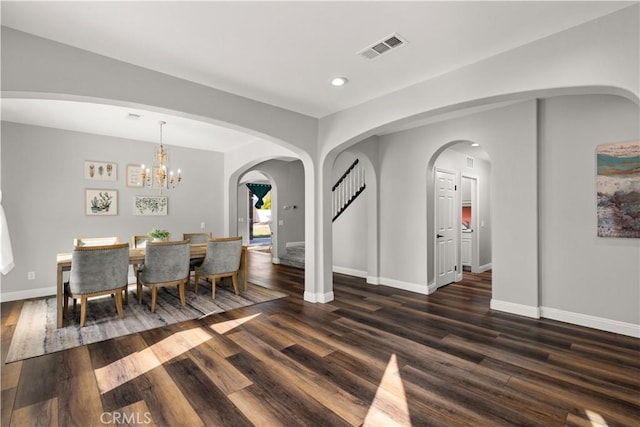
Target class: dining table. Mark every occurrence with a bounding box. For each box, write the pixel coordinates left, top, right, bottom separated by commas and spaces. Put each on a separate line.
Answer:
55, 243, 248, 328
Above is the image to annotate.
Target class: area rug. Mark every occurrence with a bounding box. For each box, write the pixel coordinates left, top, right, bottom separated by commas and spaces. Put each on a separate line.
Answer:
5, 282, 287, 363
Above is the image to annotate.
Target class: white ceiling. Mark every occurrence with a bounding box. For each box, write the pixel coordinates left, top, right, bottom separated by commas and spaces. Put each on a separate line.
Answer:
1, 1, 634, 152
0, 98, 262, 152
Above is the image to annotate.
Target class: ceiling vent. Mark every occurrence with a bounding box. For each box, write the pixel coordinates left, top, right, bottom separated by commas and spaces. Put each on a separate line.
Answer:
357, 33, 408, 60
466, 156, 475, 169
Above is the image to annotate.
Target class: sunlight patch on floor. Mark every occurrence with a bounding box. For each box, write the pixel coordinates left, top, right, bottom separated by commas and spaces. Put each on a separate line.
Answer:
586, 410, 609, 426
94, 313, 261, 394
209, 313, 261, 334
94, 327, 213, 394
363, 354, 411, 426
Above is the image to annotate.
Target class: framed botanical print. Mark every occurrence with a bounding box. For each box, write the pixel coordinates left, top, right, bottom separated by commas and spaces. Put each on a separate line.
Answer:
134, 196, 168, 216
84, 161, 117, 181
85, 189, 118, 216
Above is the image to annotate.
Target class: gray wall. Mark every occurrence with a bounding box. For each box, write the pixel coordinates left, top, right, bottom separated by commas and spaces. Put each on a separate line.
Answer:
372, 94, 637, 328
539, 95, 640, 324
377, 100, 538, 303
1, 122, 224, 299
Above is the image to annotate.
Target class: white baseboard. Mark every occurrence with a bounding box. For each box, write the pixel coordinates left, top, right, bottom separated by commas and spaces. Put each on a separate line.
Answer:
491, 299, 541, 318
1, 286, 56, 302
285, 241, 304, 248
427, 282, 438, 295
332, 266, 367, 278
272, 257, 281, 264
304, 291, 335, 303
366, 276, 381, 285
366, 276, 435, 294
379, 277, 429, 295
478, 263, 492, 272
541, 306, 640, 338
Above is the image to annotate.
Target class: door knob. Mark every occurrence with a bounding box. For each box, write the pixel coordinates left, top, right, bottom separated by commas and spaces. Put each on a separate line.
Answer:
437, 234, 444, 238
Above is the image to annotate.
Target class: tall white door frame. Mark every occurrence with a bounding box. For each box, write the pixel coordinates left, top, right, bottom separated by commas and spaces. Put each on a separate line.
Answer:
434, 168, 460, 288
461, 174, 480, 274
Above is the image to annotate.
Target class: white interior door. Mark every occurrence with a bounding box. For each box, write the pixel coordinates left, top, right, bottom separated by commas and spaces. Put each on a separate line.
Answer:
436, 169, 457, 287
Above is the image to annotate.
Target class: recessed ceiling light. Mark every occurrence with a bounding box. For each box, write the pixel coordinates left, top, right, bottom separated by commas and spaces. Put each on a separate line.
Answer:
331, 77, 348, 87
471, 143, 480, 147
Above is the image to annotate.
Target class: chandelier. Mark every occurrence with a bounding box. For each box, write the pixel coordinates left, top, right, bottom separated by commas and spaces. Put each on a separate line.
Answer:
141, 121, 182, 194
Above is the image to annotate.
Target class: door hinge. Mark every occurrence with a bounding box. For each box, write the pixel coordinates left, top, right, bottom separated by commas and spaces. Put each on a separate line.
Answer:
455, 265, 457, 271
455, 185, 457, 191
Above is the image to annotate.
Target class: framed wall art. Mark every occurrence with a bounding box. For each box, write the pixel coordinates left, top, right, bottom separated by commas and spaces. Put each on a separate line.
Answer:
596, 140, 640, 238
126, 164, 144, 188
134, 196, 168, 216
85, 189, 118, 216
84, 161, 117, 181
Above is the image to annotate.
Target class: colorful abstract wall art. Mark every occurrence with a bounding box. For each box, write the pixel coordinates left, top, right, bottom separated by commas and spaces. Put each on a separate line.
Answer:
596, 141, 640, 238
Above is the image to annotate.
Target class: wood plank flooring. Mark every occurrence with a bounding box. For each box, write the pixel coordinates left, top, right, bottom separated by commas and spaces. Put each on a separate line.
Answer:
2, 249, 639, 426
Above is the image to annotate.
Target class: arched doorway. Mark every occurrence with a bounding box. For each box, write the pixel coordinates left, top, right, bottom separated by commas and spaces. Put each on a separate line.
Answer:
429, 140, 492, 290
231, 158, 306, 270
331, 149, 379, 283
238, 170, 274, 249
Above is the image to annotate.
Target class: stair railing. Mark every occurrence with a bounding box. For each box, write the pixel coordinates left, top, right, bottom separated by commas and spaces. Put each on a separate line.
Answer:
332, 158, 366, 221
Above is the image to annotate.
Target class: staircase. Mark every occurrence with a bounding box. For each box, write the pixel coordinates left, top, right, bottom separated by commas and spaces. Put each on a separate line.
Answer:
279, 158, 366, 269
333, 158, 366, 222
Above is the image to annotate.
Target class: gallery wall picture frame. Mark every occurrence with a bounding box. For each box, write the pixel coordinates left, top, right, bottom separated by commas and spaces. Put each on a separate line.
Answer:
134, 196, 168, 216
84, 161, 117, 181
596, 140, 640, 238
85, 189, 118, 216
126, 164, 144, 188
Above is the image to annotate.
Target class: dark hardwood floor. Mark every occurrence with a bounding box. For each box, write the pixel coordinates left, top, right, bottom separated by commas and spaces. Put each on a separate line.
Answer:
2, 249, 639, 426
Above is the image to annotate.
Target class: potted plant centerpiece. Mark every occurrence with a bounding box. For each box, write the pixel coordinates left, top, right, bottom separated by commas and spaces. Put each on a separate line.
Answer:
149, 228, 170, 242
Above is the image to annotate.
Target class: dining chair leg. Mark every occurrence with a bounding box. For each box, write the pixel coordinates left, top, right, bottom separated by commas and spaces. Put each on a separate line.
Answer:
194, 273, 200, 294
179, 281, 186, 307
63, 294, 68, 320
231, 273, 239, 295
211, 275, 217, 299
80, 296, 88, 328
137, 282, 143, 303
115, 290, 124, 318
150, 286, 158, 313
123, 286, 129, 305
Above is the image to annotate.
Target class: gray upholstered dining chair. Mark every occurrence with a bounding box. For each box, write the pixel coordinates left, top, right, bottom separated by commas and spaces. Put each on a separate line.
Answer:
63, 243, 130, 327
183, 232, 213, 285
194, 236, 242, 298
136, 240, 190, 313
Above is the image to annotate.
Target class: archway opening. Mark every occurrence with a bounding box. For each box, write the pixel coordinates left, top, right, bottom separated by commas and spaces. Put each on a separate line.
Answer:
233, 158, 306, 271
429, 140, 492, 291
329, 140, 379, 287
239, 171, 273, 249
